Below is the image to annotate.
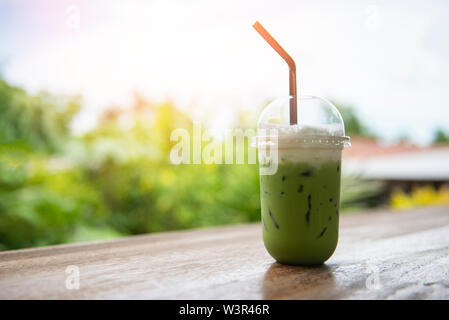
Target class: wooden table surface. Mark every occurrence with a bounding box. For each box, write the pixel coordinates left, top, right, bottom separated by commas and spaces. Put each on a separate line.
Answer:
1, 205, 448, 300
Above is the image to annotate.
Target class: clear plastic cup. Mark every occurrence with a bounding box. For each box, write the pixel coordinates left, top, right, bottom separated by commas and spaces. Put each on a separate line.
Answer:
254, 95, 350, 265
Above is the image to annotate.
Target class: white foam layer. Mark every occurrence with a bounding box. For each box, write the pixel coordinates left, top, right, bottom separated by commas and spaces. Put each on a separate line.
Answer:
256, 124, 344, 165
259, 123, 345, 137
258, 147, 341, 168
277, 148, 342, 165
255, 123, 349, 153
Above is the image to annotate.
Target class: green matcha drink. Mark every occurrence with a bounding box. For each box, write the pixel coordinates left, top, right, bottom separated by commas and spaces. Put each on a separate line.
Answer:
260, 149, 342, 265
251, 23, 349, 265
255, 96, 350, 266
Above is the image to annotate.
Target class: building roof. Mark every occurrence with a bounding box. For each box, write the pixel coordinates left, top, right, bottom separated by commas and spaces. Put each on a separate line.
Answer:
343, 137, 427, 159
343, 137, 449, 181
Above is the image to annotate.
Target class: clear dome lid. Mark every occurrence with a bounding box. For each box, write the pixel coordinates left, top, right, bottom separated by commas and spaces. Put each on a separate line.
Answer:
255, 95, 350, 149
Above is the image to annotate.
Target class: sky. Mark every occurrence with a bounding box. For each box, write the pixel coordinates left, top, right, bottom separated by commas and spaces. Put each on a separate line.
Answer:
0, 0, 448, 144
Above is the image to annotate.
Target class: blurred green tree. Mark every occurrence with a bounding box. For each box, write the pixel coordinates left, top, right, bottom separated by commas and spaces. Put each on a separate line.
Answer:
0, 79, 102, 250
0, 79, 81, 152
331, 101, 374, 137
432, 128, 449, 144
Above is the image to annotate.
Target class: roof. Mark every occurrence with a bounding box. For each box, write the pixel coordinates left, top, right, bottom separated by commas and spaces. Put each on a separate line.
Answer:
343, 137, 427, 159
343, 137, 449, 181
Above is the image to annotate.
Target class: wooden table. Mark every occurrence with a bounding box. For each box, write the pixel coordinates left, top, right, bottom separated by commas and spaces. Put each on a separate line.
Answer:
1, 205, 448, 299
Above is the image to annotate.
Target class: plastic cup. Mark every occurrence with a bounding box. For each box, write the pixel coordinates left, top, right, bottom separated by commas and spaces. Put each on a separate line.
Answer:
254, 95, 350, 265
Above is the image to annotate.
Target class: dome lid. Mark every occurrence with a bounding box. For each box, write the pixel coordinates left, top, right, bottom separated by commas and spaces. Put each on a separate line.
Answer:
256, 95, 350, 149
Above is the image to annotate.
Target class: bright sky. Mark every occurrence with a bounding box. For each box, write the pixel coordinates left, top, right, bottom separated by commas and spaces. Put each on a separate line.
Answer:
1, 0, 448, 144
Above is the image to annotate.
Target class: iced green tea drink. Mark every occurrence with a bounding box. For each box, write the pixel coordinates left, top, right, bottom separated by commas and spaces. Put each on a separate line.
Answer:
252, 22, 349, 265
256, 96, 350, 265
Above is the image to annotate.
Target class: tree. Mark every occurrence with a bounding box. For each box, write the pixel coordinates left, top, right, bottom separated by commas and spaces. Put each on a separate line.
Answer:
433, 128, 449, 144
331, 101, 374, 137
0, 79, 80, 153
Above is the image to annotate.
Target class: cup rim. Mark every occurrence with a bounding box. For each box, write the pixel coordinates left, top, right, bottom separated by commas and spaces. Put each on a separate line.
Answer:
251, 134, 351, 149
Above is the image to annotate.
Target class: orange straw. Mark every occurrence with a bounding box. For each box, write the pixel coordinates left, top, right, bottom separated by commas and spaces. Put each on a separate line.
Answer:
253, 21, 297, 125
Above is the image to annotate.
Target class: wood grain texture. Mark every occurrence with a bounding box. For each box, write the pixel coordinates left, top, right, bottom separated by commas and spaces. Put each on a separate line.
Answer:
0, 205, 448, 299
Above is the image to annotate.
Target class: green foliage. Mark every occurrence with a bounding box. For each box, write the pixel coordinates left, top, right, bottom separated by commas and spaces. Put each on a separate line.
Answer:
340, 175, 384, 210
0, 79, 81, 152
0, 142, 108, 249
331, 100, 374, 137
432, 128, 449, 144
0, 80, 382, 251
